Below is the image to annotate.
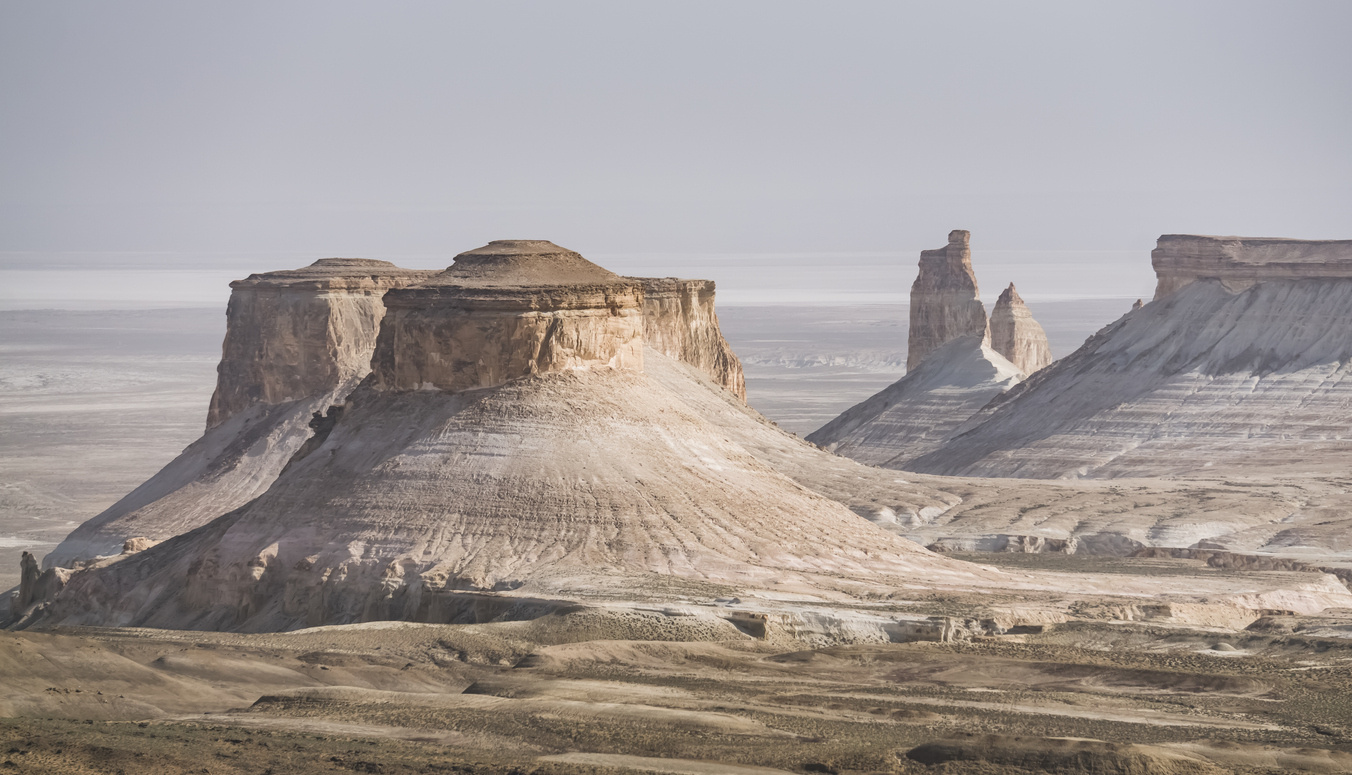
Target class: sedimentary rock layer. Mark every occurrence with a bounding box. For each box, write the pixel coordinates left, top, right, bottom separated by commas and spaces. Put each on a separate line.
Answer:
208, 258, 432, 429
635, 277, 745, 400
909, 244, 1352, 478
45, 259, 431, 568
907, 230, 989, 370
371, 241, 644, 393
37, 365, 993, 631
1152, 234, 1352, 300
989, 283, 1052, 374
807, 337, 1023, 468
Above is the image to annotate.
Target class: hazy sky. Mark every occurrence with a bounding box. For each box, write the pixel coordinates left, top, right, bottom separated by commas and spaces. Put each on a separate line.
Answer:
2, 1, 1349, 259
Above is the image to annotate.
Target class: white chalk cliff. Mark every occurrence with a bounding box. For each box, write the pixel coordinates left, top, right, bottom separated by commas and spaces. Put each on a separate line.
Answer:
44, 259, 434, 568
910, 234, 1352, 479
35, 241, 986, 631
806, 337, 1024, 468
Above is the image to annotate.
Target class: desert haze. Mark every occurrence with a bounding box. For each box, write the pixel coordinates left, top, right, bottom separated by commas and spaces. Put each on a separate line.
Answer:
5, 1, 1352, 773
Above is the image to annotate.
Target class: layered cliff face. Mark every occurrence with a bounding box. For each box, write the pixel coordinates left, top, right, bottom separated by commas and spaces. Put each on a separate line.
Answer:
208, 258, 432, 429
45, 259, 431, 568
909, 235, 1352, 479
1152, 234, 1352, 300
907, 230, 989, 370
35, 241, 988, 631
806, 336, 1024, 468
371, 242, 644, 393
989, 283, 1052, 374
635, 277, 745, 400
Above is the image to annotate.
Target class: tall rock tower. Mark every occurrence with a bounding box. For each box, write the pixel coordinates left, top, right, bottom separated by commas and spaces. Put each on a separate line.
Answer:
907, 230, 989, 370
990, 283, 1052, 374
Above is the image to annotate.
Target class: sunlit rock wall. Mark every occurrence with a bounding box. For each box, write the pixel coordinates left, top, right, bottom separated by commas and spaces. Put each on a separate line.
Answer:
1152, 234, 1352, 300
636, 277, 745, 400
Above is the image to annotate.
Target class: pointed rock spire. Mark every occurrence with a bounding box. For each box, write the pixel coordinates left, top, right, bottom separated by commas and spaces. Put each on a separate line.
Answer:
990, 283, 1052, 375
907, 230, 989, 370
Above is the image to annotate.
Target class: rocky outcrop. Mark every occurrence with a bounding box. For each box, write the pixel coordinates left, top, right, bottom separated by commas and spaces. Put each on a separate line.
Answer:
989, 283, 1051, 374
635, 278, 745, 400
909, 234, 1352, 478
371, 242, 644, 393
907, 230, 989, 370
208, 258, 432, 429
1152, 234, 1352, 300
16, 552, 39, 610
34, 241, 988, 632
806, 337, 1024, 468
44, 259, 432, 568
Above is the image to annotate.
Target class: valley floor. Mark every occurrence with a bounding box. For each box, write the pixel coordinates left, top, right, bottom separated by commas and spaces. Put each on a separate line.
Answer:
4, 559, 1352, 775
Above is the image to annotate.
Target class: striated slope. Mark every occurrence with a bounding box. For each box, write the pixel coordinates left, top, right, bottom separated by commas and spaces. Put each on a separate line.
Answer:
45, 259, 432, 568
989, 283, 1052, 374
32, 242, 990, 631
909, 271, 1352, 479
907, 230, 989, 370
805, 337, 1023, 468
37, 368, 990, 631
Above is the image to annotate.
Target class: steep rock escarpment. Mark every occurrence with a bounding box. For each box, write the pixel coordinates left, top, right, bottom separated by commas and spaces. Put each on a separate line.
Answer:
1153, 234, 1352, 300
34, 241, 987, 632
44, 259, 432, 568
371, 242, 644, 392
989, 283, 1051, 374
909, 235, 1352, 479
635, 277, 745, 400
806, 337, 1024, 468
907, 230, 989, 370
208, 258, 433, 428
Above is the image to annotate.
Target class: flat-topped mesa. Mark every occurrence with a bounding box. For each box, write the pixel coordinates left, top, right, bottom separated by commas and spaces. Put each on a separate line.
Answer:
370, 240, 645, 392
990, 283, 1052, 374
1152, 235, 1352, 300
634, 277, 746, 400
206, 258, 433, 429
908, 230, 990, 370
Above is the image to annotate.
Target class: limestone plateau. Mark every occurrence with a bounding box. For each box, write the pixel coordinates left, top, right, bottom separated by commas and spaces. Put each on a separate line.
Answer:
25, 241, 993, 631
911, 234, 1352, 478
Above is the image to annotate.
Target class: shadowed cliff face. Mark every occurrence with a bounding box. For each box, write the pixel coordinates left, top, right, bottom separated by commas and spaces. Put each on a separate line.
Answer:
907, 230, 990, 370
207, 258, 434, 429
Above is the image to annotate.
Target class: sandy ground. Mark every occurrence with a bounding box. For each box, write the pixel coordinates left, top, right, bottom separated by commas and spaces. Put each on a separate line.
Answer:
3, 586, 1352, 773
